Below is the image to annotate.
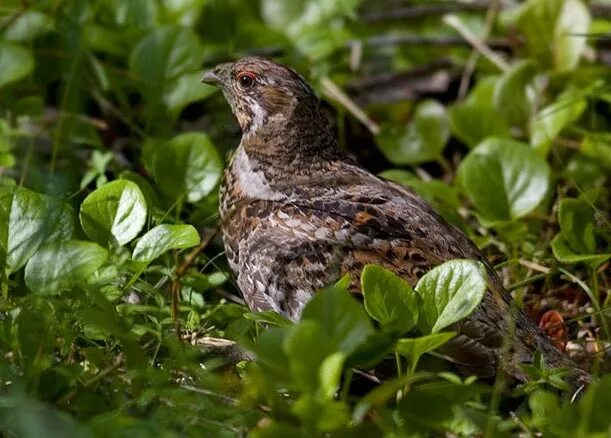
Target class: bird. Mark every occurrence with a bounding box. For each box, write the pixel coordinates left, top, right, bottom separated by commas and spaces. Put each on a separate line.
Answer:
201, 57, 588, 388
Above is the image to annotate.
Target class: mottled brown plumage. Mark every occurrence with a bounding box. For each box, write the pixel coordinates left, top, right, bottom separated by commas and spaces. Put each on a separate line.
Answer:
202, 58, 588, 388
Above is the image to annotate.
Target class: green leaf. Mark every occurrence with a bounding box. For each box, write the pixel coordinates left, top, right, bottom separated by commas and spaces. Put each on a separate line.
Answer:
398, 381, 488, 432
493, 60, 537, 126
248, 327, 292, 385
396, 332, 457, 365
79, 180, 147, 246
129, 26, 203, 98
283, 321, 335, 393
301, 281, 373, 355
553, 0, 590, 71
376, 100, 449, 164
132, 224, 200, 262
2, 11, 54, 42
24, 241, 108, 294
458, 137, 550, 223
0, 187, 74, 274
448, 102, 509, 148
152, 132, 223, 203
0, 42, 35, 88
319, 352, 346, 399
361, 264, 419, 334
260, 0, 359, 59
415, 260, 487, 333
291, 395, 350, 432
530, 88, 586, 155
575, 374, 611, 434
581, 133, 611, 170
514, 0, 590, 71
551, 234, 609, 266
164, 72, 218, 114
558, 198, 596, 254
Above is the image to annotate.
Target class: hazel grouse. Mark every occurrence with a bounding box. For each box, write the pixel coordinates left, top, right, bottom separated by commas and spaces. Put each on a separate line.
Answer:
202, 57, 586, 386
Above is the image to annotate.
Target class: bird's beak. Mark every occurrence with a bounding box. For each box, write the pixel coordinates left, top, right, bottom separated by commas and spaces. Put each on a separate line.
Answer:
201, 70, 222, 86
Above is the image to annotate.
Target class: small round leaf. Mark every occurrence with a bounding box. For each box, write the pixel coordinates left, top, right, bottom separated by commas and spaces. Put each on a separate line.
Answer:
132, 224, 200, 263
415, 259, 487, 333
79, 180, 147, 246
152, 132, 223, 203
458, 137, 550, 223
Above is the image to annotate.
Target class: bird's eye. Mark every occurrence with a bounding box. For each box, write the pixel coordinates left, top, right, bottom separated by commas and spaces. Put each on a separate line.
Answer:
237, 72, 256, 89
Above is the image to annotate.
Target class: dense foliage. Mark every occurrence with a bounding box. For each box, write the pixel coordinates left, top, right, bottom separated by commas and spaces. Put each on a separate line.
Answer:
0, 0, 610, 436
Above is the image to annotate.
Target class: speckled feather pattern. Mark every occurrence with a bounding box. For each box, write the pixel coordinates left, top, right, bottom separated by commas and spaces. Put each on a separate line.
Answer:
208, 57, 587, 384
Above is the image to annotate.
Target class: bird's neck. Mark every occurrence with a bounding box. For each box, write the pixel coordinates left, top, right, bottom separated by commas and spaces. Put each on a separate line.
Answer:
238, 111, 343, 179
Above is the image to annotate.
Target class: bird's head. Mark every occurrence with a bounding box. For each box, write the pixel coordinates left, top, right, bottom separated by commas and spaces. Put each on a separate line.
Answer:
201, 57, 322, 139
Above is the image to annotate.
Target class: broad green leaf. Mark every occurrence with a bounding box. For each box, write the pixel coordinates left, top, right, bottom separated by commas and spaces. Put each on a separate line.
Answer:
0, 42, 35, 88
493, 60, 537, 126
345, 331, 398, 369
415, 260, 487, 333
110, 0, 158, 28
129, 26, 203, 98
132, 224, 200, 262
581, 133, 611, 170
291, 395, 350, 432
529, 390, 561, 432
361, 264, 419, 334
301, 281, 373, 355
396, 332, 456, 364
551, 234, 609, 266
531, 88, 586, 155
553, 0, 590, 71
448, 102, 509, 148
247, 327, 292, 385
513, 0, 590, 71
0, 187, 74, 274
376, 100, 449, 164
2, 11, 54, 42
558, 198, 596, 254
164, 72, 217, 114
575, 374, 611, 434
261, 0, 360, 59
398, 381, 489, 432
24, 241, 108, 294
458, 137, 550, 223
79, 180, 147, 246
283, 321, 335, 393
152, 132, 223, 203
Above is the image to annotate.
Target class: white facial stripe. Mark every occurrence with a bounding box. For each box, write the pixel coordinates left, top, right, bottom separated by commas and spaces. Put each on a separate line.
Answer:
249, 100, 266, 133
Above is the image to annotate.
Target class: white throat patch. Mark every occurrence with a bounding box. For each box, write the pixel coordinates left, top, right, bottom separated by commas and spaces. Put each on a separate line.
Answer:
231, 147, 285, 201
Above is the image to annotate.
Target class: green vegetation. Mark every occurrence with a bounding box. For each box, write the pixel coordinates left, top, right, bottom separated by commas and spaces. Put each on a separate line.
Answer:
0, 0, 609, 436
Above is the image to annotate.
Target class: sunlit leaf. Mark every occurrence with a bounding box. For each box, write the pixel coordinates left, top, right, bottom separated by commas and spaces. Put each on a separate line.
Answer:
132, 224, 200, 262
0, 42, 34, 88
458, 137, 550, 223
415, 259, 487, 333
531, 89, 586, 155
0, 187, 74, 274
493, 60, 537, 126
376, 100, 449, 164
152, 132, 223, 203
79, 180, 147, 246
